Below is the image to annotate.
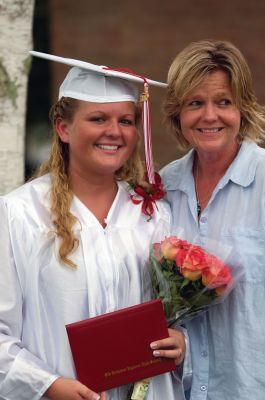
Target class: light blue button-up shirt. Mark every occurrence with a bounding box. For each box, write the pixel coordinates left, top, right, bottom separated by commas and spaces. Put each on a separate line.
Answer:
161, 140, 265, 400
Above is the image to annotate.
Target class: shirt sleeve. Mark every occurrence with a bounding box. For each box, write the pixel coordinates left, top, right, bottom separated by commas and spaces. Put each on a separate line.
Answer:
0, 198, 59, 400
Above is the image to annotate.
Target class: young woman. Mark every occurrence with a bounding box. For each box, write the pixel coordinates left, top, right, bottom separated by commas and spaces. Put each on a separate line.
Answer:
0, 56, 186, 400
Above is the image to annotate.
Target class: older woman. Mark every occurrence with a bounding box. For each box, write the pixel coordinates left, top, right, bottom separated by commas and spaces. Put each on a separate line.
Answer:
161, 39, 265, 399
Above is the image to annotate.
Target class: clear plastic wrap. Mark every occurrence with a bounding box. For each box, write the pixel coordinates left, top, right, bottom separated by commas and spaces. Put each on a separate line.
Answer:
145, 222, 243, 327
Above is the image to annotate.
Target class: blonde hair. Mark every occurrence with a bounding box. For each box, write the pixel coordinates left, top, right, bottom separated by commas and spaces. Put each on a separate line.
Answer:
164, 39, 265, 151
36, 97, 147, 267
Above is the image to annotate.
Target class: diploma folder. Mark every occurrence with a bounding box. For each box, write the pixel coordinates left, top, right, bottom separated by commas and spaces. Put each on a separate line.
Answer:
66, 299, 175, 392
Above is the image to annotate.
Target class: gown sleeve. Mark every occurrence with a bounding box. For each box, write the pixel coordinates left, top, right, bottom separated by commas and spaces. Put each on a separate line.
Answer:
0, 198, 59, 400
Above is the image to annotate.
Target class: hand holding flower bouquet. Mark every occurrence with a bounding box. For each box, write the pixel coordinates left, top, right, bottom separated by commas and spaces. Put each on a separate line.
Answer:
129, 235, 236, 400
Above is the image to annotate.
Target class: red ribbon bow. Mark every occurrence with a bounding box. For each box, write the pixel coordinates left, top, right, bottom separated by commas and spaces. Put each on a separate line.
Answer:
130, 173, 166, 220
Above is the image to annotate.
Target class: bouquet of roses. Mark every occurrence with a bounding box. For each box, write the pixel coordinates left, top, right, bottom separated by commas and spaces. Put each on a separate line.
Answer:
129, 235, 236, 400
151, 235, 234, 326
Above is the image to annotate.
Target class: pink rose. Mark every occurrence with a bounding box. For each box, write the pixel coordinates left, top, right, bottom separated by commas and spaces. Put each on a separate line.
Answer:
153, 242, 162, 262
160, 236, 182, 261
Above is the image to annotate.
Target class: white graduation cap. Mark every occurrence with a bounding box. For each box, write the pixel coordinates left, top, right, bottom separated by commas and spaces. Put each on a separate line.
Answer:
30, 51, 167, 184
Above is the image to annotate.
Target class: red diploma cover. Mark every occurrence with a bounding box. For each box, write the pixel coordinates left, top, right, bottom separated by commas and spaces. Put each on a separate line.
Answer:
66, 299, 175, 392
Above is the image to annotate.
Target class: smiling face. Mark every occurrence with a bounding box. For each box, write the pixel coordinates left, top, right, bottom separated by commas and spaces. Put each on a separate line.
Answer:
179, 70, 241, 159
56, 100, 138, 181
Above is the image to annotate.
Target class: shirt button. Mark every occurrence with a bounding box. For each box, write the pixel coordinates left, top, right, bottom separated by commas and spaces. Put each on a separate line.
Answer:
201, 351, 208, 357
200, 385, 207, 391
200, 217, 207, 223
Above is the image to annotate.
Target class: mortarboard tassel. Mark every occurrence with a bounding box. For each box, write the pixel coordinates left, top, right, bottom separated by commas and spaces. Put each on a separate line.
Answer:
140, 82, 155, 184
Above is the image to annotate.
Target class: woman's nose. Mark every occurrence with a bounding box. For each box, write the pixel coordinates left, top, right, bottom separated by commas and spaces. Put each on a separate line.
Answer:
202, 103, 218, 122
105, 119, 122, 136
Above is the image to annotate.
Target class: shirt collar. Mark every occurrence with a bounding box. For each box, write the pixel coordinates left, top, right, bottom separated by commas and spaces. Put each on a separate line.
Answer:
71, 181, 132, 230
228, 140, 259, 187
161, 149, 195, 193
162, 139, 259, 192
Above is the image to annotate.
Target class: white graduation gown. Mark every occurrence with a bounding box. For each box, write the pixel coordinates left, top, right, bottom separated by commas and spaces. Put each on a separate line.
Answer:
0, 174, 185, 400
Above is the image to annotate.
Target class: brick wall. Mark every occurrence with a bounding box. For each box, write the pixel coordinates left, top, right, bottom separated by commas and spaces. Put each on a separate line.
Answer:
46, 0, 265, 168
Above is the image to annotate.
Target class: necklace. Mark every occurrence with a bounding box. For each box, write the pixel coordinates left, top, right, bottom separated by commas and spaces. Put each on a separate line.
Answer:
194, 161, 201, 217
194, 160, 221, 218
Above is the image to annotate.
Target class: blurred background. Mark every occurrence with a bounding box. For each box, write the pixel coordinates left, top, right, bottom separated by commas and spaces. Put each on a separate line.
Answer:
26, 0, 265, 178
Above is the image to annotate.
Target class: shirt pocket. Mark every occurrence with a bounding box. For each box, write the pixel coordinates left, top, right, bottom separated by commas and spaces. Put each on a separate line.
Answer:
220, 227, 265, 283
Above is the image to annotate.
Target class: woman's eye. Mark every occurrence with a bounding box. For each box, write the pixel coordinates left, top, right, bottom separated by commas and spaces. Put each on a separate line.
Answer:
120, 119, 134, 125
89, 117, 105, 123
188, 100, 202, 107
219, 99, 232, 106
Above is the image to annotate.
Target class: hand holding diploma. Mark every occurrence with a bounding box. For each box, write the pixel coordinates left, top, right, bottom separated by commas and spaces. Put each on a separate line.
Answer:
44, 377, 107, 400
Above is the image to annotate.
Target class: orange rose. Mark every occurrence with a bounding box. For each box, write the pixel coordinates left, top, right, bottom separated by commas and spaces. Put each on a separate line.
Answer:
202, 255, 232, 294
180, 245, 208, 281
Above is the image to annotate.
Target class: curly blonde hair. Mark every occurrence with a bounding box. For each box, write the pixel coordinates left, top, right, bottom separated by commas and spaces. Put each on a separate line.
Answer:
164, 39, 265, 151
36, 97, 147, 267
